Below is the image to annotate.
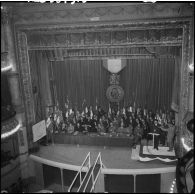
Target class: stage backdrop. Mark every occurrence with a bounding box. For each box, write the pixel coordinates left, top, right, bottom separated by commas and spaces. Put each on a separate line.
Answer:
51, 57, 180, 112
51, 59, 110, 111
29, 48, 181, 117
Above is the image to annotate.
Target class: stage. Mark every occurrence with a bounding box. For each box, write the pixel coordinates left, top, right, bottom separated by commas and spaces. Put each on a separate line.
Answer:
53, 132, 133, 148
29, 144, 176, 193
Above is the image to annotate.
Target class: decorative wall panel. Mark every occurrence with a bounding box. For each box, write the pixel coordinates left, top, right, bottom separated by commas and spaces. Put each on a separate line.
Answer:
17, 32, 35, 146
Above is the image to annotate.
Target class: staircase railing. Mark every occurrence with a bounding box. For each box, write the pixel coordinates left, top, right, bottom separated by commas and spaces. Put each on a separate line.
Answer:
90, 153, 103, 192
80, 152, 102, 193
68, 152, 91, 192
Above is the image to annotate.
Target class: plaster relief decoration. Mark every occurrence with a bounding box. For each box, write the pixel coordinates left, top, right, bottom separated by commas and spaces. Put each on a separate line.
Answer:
26, 28, 183, 50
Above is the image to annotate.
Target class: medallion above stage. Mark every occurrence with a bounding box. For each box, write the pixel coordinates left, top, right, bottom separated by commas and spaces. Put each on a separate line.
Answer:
103, 58, 126, 104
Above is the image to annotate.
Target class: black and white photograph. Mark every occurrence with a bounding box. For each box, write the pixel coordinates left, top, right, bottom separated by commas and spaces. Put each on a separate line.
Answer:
1, 1, 194, 193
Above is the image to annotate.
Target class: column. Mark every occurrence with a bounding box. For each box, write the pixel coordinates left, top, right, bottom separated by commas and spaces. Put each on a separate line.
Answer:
2, 5, 30, 179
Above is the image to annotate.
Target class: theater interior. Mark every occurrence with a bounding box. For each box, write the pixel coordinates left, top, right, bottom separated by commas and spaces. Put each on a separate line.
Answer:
1, 2, 194, 193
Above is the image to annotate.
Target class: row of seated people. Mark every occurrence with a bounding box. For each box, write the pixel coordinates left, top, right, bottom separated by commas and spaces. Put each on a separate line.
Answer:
46, 107, 176, 150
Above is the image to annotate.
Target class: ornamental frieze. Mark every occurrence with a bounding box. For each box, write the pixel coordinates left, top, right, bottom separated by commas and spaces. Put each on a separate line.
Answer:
26, 28, 183, 49
12, 3, 193, 24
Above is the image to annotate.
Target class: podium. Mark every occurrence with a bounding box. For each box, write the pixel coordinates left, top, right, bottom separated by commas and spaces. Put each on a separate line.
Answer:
148, 132, 160, 148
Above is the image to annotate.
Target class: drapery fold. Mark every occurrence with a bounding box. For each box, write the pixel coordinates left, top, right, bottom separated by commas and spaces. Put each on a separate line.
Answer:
28, 46, 181, 118
120, 57, 177, 111
29, 50, 53, 122
51, 59, 110, 111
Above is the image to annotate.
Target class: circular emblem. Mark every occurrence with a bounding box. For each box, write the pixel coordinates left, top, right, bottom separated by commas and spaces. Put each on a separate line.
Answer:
106, 85, 124, 102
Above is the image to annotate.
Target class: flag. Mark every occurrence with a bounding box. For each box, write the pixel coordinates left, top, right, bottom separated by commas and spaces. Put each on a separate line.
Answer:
117, 110, 120, 116
54, 114, 57, 121
57, 116, 61, 125
69, 108, 73, 115
122, 107, 126, 115
108, 104, 111, 118
130, 106, 132, 112
46, 117, 51, 128
95, 98, 98, 111
144, 108, 147, 116
65, 103, 68, 109
90, 110, 93, 119
65, 111, 68, 118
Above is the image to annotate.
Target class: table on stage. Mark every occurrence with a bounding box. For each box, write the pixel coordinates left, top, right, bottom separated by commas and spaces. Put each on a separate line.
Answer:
53, 133, 133, 147
148, 132, 160, 147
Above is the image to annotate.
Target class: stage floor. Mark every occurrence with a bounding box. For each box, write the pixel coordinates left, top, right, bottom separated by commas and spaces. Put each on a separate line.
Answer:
32, 144, 175, 170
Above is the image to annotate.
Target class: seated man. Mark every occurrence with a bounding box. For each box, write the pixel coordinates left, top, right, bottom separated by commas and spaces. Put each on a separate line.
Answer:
90, 116, 98, 133
125, 123, 134, 137
67, 123, 74, 134
97, 118, 106, 134
108, 122, 117, 133
74, 122, 82, 133
116, 122, 130, 135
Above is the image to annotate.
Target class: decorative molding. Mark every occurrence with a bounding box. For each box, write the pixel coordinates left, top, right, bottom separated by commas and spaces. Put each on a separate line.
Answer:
26, 27, 183, 50
17, 31, 35, 146
12, 3, 193, 25
177, 22, 191, 158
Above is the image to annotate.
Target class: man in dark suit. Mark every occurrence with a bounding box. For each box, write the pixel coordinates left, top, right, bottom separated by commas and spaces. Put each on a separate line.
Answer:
152, 120, 162, 150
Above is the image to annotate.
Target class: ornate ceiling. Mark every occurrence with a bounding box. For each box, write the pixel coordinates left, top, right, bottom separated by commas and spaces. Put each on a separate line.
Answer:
2, 2, 194, 26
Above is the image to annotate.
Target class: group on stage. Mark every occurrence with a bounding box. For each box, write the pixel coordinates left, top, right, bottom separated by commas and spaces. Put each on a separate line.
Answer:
46, 103, 177, 151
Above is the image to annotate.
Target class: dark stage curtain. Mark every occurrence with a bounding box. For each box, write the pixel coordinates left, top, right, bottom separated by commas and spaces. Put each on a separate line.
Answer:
28, 47, 181, 115
52, 56, 180, 113
28, 50, 53, 122
51, 60, 110, 111
120, 57, 181, 112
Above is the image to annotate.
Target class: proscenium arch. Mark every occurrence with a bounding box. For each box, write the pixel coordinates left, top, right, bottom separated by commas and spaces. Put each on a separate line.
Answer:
15, 20, 192, 158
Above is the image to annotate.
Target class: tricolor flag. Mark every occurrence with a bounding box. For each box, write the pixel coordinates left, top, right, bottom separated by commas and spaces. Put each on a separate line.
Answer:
46, 117, 51, 128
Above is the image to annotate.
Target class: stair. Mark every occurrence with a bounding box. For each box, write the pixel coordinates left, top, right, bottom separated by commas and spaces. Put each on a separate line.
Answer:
78, 163, 101, 192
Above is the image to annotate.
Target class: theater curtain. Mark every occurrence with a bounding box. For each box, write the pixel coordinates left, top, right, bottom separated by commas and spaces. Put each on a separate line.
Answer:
28, 48, 181, 116
120, 57, 180, 112
51, 59, 110, 111
28, 50, 53, 122
52, 57, 180, 113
